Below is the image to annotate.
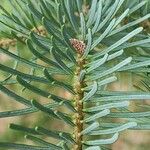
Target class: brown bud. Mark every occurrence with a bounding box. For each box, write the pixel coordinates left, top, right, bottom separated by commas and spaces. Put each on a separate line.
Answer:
69, 38, 86, 55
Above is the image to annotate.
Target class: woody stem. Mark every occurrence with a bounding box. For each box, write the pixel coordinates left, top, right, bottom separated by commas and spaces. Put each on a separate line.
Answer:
73, 54, 85, 150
